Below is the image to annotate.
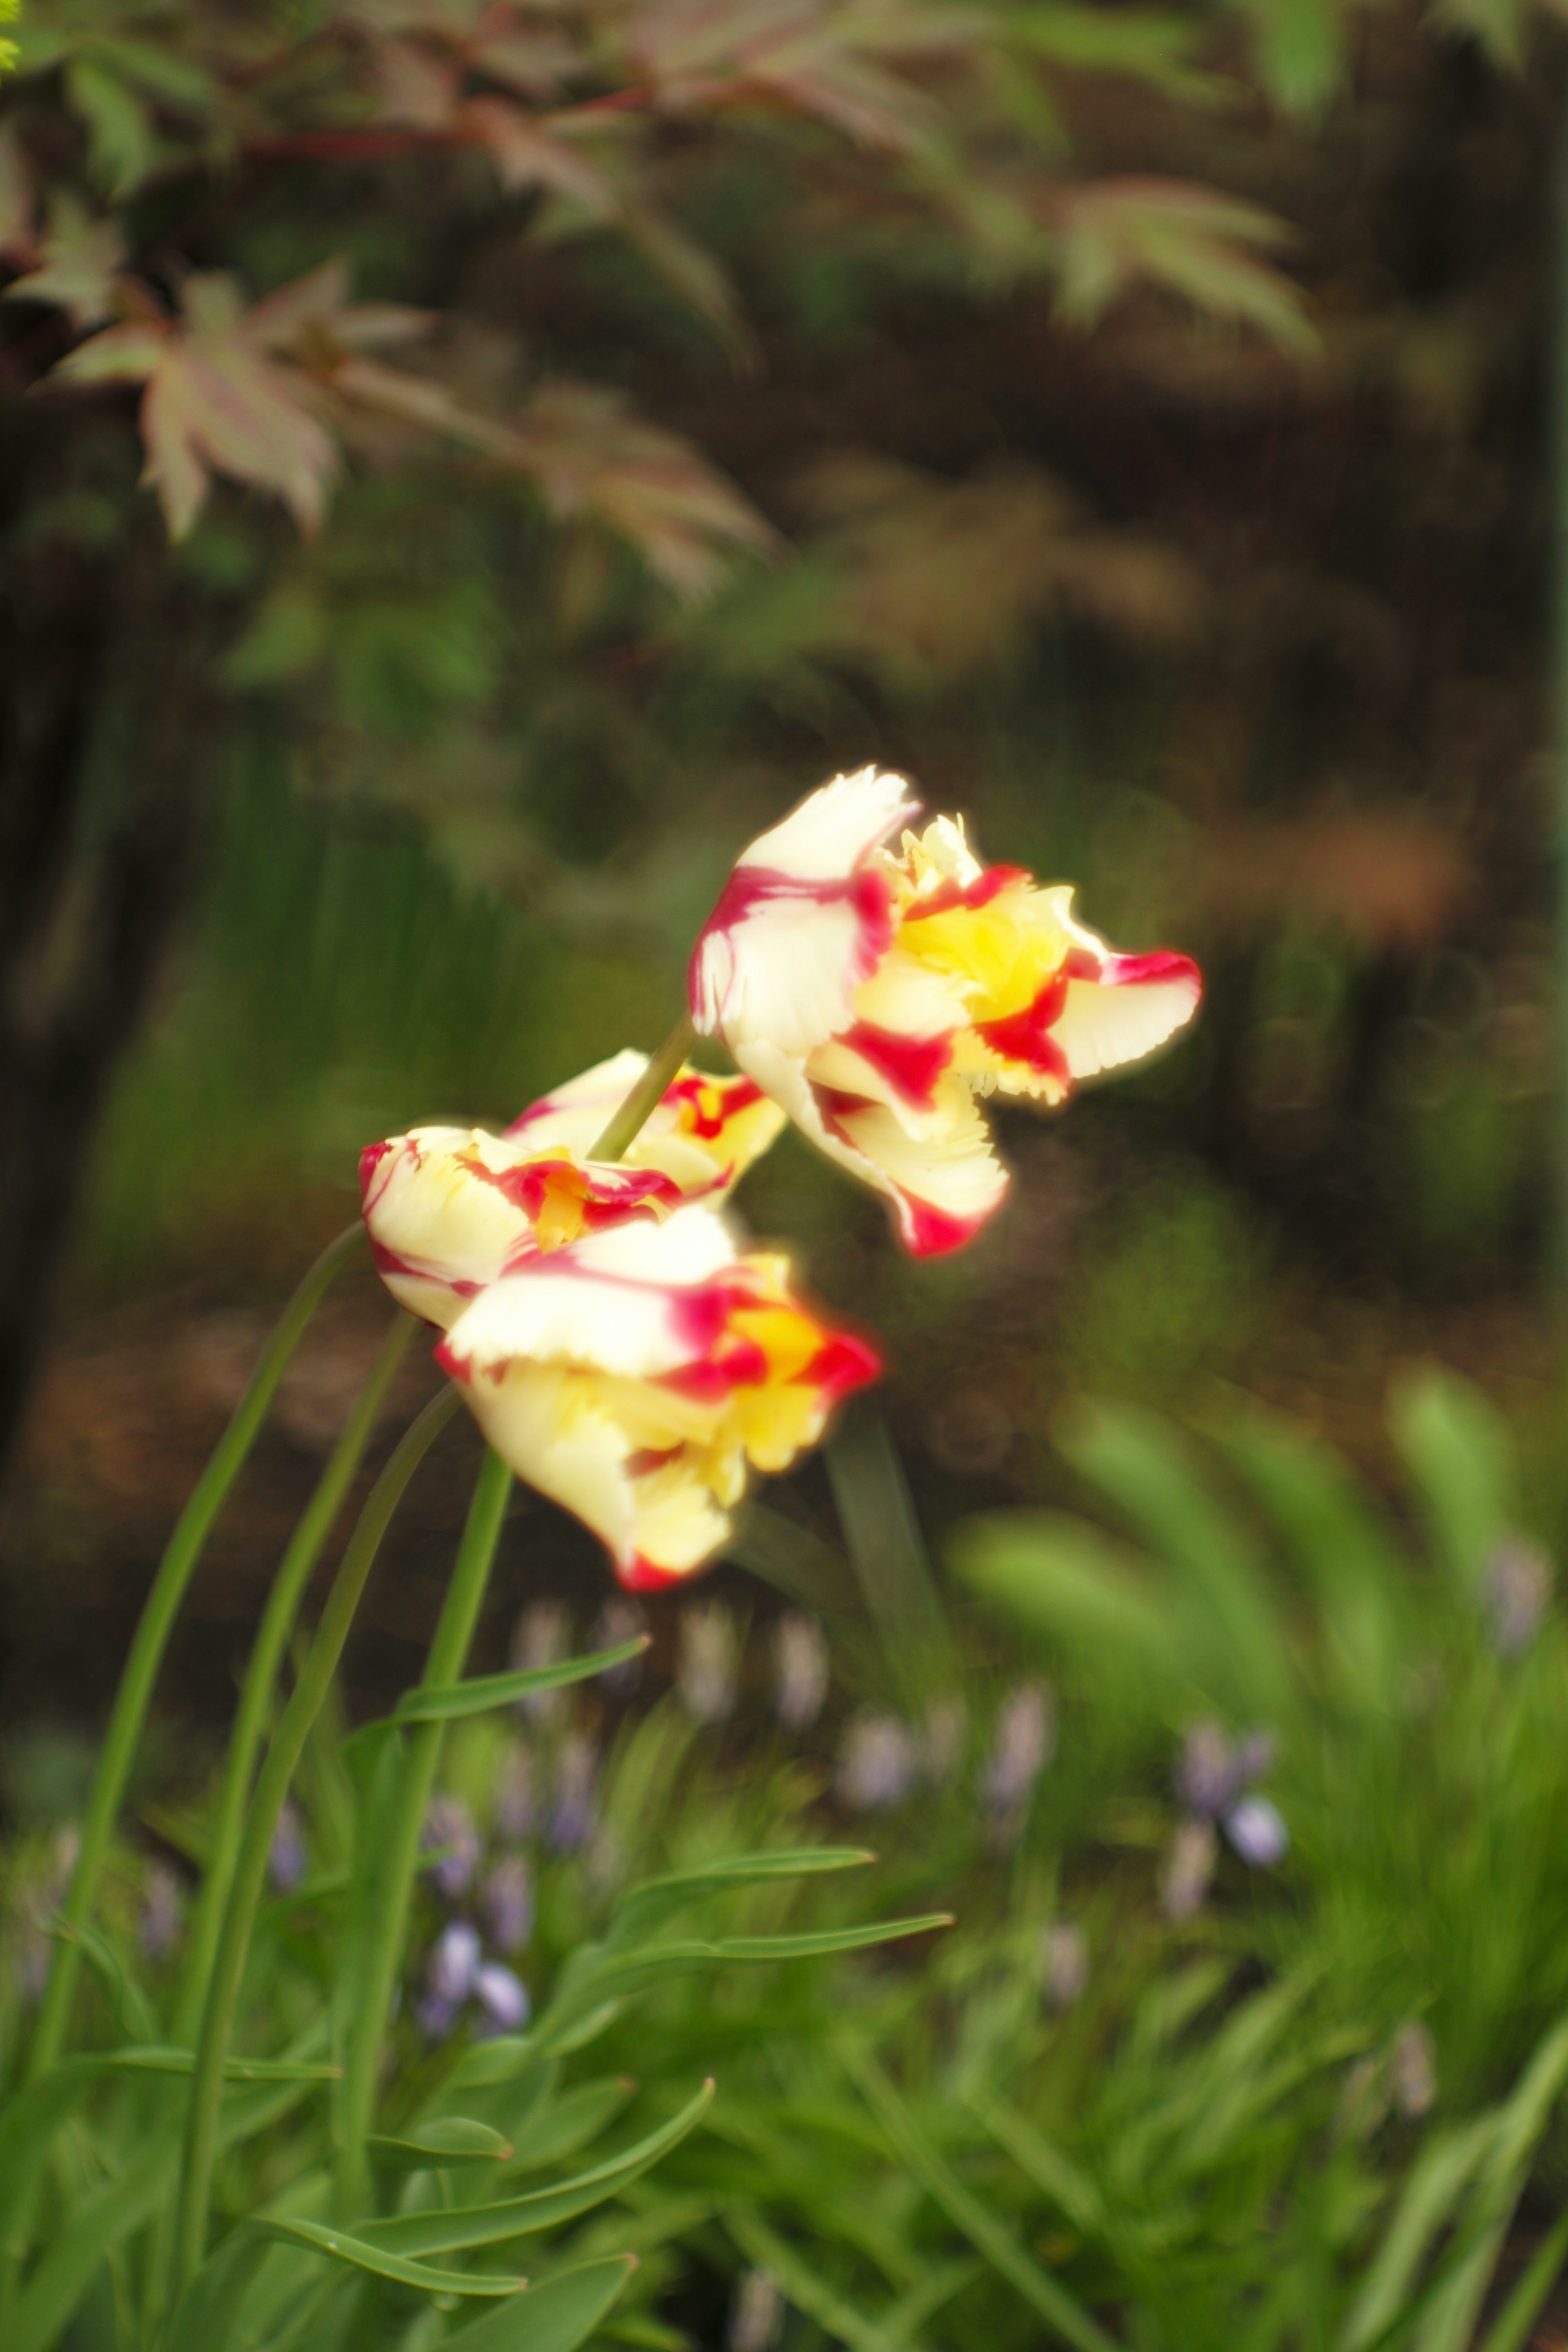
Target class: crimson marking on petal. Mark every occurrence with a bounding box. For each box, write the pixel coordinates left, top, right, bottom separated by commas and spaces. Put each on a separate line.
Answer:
433, 1336, 474, 1385
359, 1139, 396, 1209
903, 863, 1029, 921
688, 862, 896, 1020
840, 1020, 954, 1110
662, 1072, 767, 1139
796, 1331, 882, 1396
904, 1196, 993, 1258
657, 1337, 770, 1403
1098, 949, 1203, 999
369, 1239, 483, 1297
621, 1553, 689, 1592
974, 974, 1073, 1080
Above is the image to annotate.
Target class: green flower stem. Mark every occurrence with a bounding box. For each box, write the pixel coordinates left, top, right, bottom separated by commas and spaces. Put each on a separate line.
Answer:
173, 1312, 415, 2046
174, 1383, 461, 2296
27, 1221, 366, 2087
589, 1015, 696, 1160
332, 1443, 513, 2225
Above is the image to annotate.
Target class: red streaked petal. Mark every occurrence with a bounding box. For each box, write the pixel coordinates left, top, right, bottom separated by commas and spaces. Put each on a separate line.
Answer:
621, 1552, 691, 1592
837, 1020, 955, 1111
904, 862, 1030, 921
904, 1196, 993, 1258
796, 1330, 882, 1396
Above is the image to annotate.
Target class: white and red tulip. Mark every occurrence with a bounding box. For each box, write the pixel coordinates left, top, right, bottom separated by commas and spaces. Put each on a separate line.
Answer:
359, 1049, 784, 1327
435, 1205, 878, 1588
689, 768, 1201, 1253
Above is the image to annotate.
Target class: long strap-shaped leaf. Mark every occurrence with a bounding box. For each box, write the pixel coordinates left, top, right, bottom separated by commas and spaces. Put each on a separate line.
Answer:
842, 2044, 1118, 2352
359, 2081, 715, 2257
249, 2215, 525, 2297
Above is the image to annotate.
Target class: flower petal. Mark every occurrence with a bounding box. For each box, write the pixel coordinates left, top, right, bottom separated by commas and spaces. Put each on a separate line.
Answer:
1049, 950, 1203, 1081
739, 765, 919, 883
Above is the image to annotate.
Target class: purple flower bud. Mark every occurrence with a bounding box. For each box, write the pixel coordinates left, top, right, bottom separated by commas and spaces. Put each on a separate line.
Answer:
511, 1601, 571, 1723
474, 1960, 530, 2033
267, 1801, 309, 1894
1176, 1721, 1239, 1818
679, 1604, 739, 1724
483, 1857, 533, 1955
837, 1714, 918, 1812
728, 2268, 785, 2352
773, 1613, 829, 1731
1223, 1793, 1289, 1869
592, 1598, 647, 1695
417, 1992, 461, 2042
428, 1920, 481, 2006
1160, 1816, 1218, 1921
920, 1695, 967, 1784
1041, 1921, 1089, 2011
1483, 1537, 1552, 1658
423, 1795, 479, 1899
550, 1734, 598, 1853
493, 1743, 536, 1842
1231, 1728, 1278, 1786
983, 1682, 1056, 1813
1392, 2021, 1436, 2118
139, 1862, 183, 1963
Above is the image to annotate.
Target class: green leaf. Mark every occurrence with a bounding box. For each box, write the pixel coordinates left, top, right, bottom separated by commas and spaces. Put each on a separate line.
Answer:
726, 2206, 930, 2352
1213, 1409, 1408, 1712
361, 2082, 715, 2257
369, 2117, 515, 2170
1390, 1368, 1517, 1599
1055, 1404, 1296, 1716
249, 2215, 525, 2296
387, 1638, 650, 1726
609, 1847, 875, 1942
842, 2046, 1117, 2352
441, 2255, 637, 2352
66, 56, 155, 197
952, 1510, 1180, 1688
450, 2036, 541, 2089
501, 2077, 636, 2172
11, 2074, 325, 2352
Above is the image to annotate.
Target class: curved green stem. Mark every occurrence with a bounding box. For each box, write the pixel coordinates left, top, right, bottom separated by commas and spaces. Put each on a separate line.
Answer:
174, 1384, 460, 2295
27, 1221, 365, 2086
173, 1312, 415, 2045
589, 1016, 695, 1160
333, 1446, 513, 2223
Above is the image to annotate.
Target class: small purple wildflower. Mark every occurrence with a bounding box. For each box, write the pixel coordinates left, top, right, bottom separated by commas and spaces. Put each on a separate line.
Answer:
493, 1743, 536, 1842
984, 1682, 1056, 1813
728, 2269, 784, 2352
550, 1734, 598, 1854
474, 1960, 530, 2034
139, 1862, 183, 1963
511, 1601, 572, 1724
1392, 2022, 1437, 2118
1483, 1536, 1552, 1658
920, 1695, 967, 1784
483, 1856, 533, 1955
1161, 1816, 1218, 1922
679, 1604, 739, 1723
1224, 1793, 1289, 1868
592, 1598, 648, 1695
267, 1800, 309, 1893
837, 1714, 918, 1812
1041, 1920, 1089, 2011
773, 1613, 829, 1731
422, 1795, 480, 1899
1173, 1719, 1288, 1878
429, 1920, 481, 2005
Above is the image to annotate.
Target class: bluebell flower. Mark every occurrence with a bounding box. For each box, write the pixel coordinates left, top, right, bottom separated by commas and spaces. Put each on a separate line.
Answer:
773, 1613, 829, 1731
484, 1856, 533, 1954
837, 1713, 918, 1812
422, 1795, 480, 1899
267, 1800, 309, 1893
549, 1733, 598, 1853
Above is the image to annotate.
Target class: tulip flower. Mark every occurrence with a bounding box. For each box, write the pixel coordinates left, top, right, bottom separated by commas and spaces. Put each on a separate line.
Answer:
435, 1203, 878, 1589
689, 766, 1201, 1253
359, 1048, 784, 1327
